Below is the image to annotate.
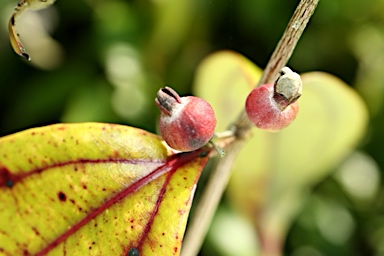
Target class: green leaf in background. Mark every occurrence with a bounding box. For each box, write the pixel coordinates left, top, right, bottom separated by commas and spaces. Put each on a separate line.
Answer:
0, 123, 209, 255
193, 50, 262, 131
194, 51, 368, 255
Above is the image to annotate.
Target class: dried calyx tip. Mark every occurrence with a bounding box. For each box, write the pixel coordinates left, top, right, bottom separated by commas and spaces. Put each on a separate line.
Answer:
155, 86, 182, 115
273, 67, 302, 110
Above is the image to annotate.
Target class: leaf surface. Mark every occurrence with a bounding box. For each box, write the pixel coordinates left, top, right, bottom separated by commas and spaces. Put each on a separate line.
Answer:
0, 123, 209, 255
194, 51, 368, 253
193, 50, 262, 131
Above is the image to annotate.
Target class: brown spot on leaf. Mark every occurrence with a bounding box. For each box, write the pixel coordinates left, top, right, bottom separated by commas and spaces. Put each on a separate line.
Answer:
10, 16, 15, 26
32, 227, 40, 236
112, 150, 120, 157
58, 192, 67, 202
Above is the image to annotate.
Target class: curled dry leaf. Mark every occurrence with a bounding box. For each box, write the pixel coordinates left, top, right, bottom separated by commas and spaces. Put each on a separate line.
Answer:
9, 0, 56, 60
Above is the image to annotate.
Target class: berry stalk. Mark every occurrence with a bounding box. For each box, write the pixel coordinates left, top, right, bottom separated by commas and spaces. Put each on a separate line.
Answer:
181, 1, 320, 256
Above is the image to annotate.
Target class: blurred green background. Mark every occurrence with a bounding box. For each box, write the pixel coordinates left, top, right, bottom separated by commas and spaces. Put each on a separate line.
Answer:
1, 0, 384, 255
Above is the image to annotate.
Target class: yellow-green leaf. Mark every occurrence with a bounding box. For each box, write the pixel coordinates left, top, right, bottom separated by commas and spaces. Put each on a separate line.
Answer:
0, 123, 209, 255
194, 51, 368, 252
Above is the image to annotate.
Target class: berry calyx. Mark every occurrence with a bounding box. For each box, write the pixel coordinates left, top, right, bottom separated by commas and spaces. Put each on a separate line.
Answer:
245, 67, 302, 131
155, 87, 217, 152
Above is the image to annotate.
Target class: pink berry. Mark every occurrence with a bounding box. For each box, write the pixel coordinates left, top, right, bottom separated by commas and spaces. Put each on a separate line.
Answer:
155, 87, 217, 152
245, 67, 302, 131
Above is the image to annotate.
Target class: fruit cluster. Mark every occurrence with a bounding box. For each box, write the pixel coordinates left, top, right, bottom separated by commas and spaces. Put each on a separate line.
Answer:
155, 67, 302, 152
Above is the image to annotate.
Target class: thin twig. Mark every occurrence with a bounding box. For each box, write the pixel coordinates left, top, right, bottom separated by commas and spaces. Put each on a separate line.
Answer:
181, 1, 319, 255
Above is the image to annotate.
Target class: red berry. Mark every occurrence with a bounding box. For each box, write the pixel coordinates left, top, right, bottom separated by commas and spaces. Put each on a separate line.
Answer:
245, 67, 302, 131
155, 87, 216, 152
